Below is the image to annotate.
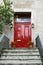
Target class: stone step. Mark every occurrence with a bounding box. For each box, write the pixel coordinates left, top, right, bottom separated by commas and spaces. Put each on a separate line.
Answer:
2, 52, 40, 56
0, 60, 42, 64
3, 48, 39, 52
0, 48, 42, 65
0, 55, 41, 60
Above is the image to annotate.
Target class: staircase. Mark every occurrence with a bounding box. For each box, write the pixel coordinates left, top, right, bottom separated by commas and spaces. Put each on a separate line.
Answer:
0, 48, 42, 65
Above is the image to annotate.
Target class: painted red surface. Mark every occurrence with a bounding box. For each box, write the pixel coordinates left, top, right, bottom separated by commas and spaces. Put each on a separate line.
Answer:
11, 13, 32, 48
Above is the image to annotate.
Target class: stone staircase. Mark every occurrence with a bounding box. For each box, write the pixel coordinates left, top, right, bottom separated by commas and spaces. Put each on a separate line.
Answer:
0, 48, 42, 65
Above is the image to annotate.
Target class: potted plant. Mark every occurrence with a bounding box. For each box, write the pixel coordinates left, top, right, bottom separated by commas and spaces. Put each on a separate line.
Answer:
13, 42, 16, 48
10, 41, 16, 48
28, 41, 34, 48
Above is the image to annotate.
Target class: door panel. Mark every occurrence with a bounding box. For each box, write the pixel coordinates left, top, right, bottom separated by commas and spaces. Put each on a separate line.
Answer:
14, 24, 22, 40
24, 26, 29, 37
14, 23, 31, 48
14, 17, 32, 48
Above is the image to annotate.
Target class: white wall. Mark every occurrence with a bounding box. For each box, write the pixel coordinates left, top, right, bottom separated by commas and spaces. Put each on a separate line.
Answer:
32, 0, 43, 43
0, 0, 43, 45
12, 0, 43, 45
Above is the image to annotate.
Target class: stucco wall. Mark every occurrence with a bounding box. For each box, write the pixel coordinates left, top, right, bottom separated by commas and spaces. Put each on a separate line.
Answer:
12, 0, 43, 44
0, 0, 43, 46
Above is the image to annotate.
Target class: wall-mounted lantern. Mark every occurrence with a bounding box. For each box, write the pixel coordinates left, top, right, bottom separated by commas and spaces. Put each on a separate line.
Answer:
32, 23, 34, 28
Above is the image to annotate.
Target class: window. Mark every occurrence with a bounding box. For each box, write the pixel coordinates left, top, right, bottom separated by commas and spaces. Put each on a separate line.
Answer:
16, 18, 30, 22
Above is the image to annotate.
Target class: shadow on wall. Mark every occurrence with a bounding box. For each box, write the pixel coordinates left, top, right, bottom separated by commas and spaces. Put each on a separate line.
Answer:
35, 35, 43, 63
0, 34, 9, 55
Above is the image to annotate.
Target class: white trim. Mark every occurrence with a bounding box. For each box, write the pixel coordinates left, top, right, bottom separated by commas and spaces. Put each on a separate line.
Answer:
13, 8, 32, 12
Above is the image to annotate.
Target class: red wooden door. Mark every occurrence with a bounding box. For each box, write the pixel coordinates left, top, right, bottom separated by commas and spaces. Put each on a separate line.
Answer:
14, 17, 32, 48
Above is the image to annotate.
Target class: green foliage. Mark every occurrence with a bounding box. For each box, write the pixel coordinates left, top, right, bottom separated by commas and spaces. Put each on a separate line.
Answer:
0, 0, 14, 34
0, 21, 3, 34
28, 41, 34, 45
0, 0, 14, 25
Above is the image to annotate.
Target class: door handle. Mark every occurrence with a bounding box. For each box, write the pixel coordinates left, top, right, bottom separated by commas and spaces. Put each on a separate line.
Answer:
17, 40, 21, 42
